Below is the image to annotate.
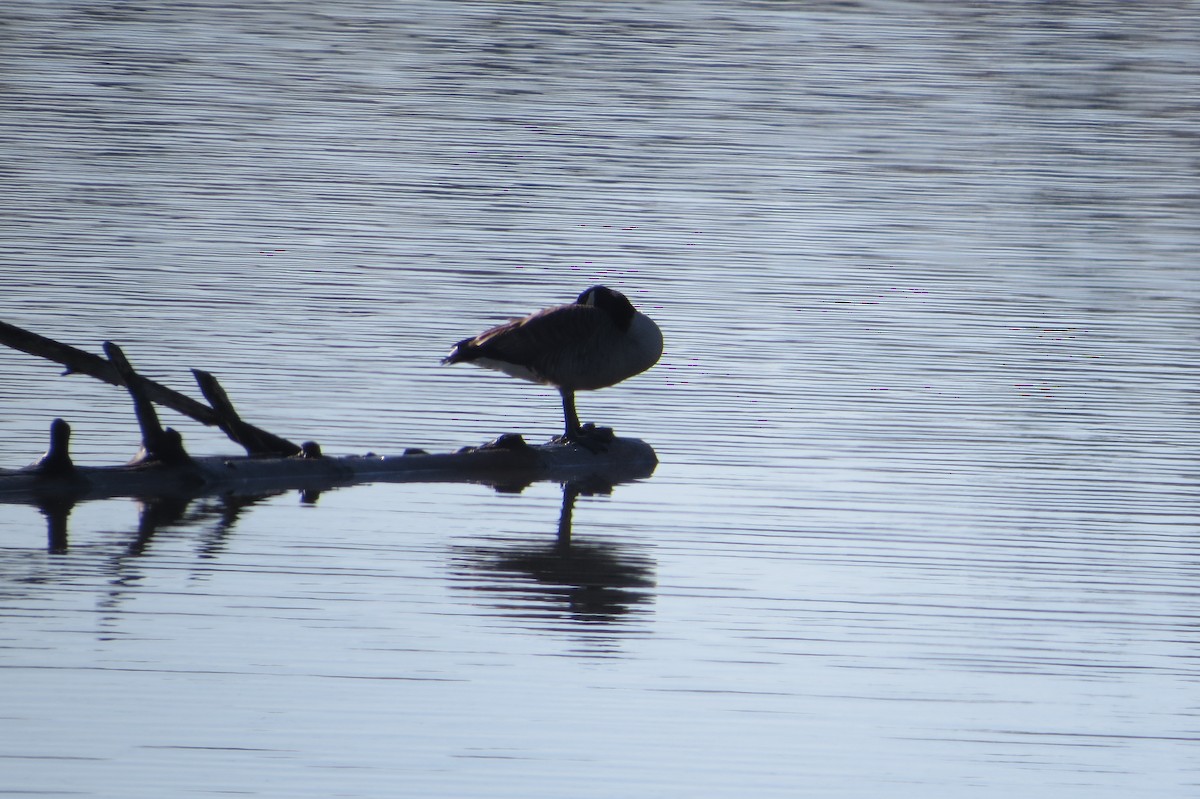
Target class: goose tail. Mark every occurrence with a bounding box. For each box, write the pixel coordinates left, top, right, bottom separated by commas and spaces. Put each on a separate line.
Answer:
441, 338, 477, 365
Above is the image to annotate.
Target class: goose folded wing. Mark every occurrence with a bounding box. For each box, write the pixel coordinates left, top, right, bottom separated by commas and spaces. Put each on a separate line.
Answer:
469, 304, 608, 366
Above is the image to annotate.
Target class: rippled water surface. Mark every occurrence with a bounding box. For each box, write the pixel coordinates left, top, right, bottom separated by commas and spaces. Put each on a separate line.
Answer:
3, 2, 1199, 797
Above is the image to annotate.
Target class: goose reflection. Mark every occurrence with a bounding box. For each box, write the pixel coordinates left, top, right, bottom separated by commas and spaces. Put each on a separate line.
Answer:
451, 479, 656, 627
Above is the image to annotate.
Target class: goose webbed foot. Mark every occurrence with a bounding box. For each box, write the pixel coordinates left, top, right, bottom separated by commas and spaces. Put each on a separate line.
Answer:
553, 423, 615, 453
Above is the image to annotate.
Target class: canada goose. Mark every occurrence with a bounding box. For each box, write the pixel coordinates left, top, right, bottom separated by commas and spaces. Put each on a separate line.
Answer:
442, 285, 663, 442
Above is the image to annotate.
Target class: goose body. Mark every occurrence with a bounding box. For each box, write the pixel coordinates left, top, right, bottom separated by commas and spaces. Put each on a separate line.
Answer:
442, 286, 663, 440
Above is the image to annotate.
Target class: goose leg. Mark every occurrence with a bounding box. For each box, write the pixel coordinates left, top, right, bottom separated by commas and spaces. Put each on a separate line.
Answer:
556, 388, 614, 451
559, 388, 582, 439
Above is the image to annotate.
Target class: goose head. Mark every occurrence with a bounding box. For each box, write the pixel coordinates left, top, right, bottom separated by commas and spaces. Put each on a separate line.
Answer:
576, 285, 636, 330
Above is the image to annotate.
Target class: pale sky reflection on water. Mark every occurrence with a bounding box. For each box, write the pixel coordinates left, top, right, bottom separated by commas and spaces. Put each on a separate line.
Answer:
2, 1, 1199, 797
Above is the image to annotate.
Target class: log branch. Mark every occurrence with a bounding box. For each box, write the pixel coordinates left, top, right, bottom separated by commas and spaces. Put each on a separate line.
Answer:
192, 369, 299, 456
104, 341, 192, 465
0, 320, 299, 456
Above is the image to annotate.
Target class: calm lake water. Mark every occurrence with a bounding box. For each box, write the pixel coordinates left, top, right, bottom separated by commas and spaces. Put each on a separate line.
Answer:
2, 1, 1199, 797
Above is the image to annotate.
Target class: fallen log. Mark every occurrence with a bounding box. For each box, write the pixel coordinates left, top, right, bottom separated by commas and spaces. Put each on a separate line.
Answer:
8, 426, 657, 554
0, 425, 658, 506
